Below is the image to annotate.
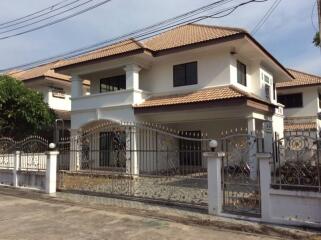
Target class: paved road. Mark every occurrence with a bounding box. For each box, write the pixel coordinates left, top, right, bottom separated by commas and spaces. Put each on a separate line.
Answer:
0, 193, 285, 240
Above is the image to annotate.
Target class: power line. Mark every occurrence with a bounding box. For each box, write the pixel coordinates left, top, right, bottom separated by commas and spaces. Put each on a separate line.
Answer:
0, 0, 112, 40
0, 0, 73, 27
2, 0, 236, 70
251, 0, 281, 35
0, 0, 86, 30
2, 0, 267, 73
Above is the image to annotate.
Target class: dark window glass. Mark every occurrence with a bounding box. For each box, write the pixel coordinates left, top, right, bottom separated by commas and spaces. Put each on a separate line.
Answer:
99, 131, 126, 167
100, 75, 126, 92
277, 93, 303, 108
179, 131, 201, 166
273, 83, 276, 100
319, 93, 321, 109
173, 62, 197, 87
237, 61, 247, 86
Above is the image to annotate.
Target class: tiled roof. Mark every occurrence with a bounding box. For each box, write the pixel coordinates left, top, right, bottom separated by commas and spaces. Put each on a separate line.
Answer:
284, 122, 317, 131
276, 69, 321, 88
55, 24, 245, 68
133, 86, 245, 108
143, 24, 243, 51
55, 39, 144, 68
9, 61, 70, 81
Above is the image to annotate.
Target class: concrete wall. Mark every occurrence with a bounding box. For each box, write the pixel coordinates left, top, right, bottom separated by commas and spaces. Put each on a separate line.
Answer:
269, 189, 321, 227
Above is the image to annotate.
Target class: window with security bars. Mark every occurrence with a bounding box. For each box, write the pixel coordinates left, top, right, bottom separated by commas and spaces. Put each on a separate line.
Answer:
100, 75, 126, 92
277, 93, 303, 108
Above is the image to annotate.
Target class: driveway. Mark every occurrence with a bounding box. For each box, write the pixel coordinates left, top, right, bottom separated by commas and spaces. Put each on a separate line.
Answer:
0, 193, 287, 240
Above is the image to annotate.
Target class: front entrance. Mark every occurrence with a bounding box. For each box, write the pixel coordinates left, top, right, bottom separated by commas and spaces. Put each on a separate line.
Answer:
220, 132, 263, 217
57, 121, 209, 209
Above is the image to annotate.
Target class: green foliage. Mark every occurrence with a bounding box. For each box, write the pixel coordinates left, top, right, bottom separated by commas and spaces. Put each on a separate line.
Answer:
0, 75, 56, 138
313, 32, 320, 47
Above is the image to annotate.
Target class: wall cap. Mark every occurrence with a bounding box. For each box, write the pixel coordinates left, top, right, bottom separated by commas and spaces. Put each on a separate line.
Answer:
203, 152, 225, 158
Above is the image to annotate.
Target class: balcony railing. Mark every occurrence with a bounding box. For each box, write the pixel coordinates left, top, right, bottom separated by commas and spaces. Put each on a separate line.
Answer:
71, 89, 149, 111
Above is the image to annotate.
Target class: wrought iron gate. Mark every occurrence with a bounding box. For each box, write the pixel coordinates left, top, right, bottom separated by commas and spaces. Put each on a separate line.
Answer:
221, 132, 263, 217
57, 121, 210, 209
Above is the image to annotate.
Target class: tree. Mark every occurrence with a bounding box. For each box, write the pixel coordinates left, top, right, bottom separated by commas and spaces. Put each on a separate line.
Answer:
0, 75, 56, 139
313, 32, 320, 47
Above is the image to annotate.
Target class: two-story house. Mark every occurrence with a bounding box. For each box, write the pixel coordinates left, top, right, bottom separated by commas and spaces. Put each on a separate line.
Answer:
54, 24, 292, 143
8, 61, 89, 131
276, 69, 321, 133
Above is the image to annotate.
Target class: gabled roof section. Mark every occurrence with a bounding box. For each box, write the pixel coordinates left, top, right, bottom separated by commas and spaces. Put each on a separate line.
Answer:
55, 39, 146, 68
54, 24, 245, 70
8, 61, 70, 81
143, 24, 244, 51
276, 69, 321, 88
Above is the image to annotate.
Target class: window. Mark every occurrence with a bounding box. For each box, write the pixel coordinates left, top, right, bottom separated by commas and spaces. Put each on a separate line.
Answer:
99, 131, 126, 167
52, 87, 65, 99
100, 75, 126, 92
273, 83, 276, 100
277, 93, 303, 108
173, 62, 197, 87
319, 93, 321, 109
237, 61, 247, 86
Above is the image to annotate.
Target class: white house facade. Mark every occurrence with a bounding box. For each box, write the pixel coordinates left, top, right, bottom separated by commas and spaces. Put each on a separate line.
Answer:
276, 69, 321, 134
54, 24, 293, 138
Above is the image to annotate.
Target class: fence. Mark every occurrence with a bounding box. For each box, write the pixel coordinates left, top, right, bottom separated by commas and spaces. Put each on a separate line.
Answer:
0, 136, 58, 193
272, 131, 321, 192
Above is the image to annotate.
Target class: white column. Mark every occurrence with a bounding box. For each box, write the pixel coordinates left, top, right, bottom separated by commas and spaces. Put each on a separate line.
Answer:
247, 117, 258, 180
13, 151, 20, 187
71, 75, 83, 98
124, 64, 141, 90
257, 153, 272, 222
70, 129, 81, 172
126, 126, 139, 175
204, 151, 225, 215
45, 150, 59, 194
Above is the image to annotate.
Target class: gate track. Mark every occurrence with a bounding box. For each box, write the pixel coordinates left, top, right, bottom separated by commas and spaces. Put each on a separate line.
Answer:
0, 186, 318, 240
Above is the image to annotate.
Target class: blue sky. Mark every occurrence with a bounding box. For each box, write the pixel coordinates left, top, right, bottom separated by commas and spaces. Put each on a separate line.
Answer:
0, 0, 320, 75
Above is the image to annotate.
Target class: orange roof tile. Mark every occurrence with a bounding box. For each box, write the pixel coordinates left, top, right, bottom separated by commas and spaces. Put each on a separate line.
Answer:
133, 86, 245, 108
284, 122, 317, 131
55, 24, 245, 69
9, 61, 70, 81
277, 69, 321, 88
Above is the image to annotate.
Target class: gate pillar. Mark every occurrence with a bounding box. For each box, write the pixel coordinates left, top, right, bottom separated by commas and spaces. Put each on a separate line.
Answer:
204, 151, 225, 215
257, 153, 272, 222
126, 126, 139, 175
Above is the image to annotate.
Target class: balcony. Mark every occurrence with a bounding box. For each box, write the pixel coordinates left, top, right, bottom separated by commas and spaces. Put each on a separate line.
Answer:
71, 89, 149, 111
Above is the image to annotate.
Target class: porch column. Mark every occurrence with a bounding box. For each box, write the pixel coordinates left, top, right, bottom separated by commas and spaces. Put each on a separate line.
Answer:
247, 117, 258, 180
71, 75, 83, 98
124, 64, 141, 90
70, 129, 81, 172
126, 125, 139, 175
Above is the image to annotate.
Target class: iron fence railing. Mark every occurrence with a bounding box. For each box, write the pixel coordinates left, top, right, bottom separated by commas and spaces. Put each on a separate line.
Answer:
272, 131, 321, 192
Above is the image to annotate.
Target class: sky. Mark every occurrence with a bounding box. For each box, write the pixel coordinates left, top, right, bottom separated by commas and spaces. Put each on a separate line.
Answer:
0, 0, 320, 75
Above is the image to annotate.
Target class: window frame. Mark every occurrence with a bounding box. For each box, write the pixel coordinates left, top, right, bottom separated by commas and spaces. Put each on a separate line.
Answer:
277, 93, 303, 109
100, 74, 126, 93
237, 60, 247, 86
173, 61, 198, 87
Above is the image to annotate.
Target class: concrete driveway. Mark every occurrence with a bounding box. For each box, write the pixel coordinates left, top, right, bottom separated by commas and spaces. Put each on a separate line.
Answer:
0, 193, 284, 240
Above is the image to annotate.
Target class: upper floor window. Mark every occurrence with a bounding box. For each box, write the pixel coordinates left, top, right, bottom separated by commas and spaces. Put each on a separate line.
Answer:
173, 62, 197, 87
237, 61, 247, 86
100, 75, 126, 92
277, 93, 303, 108
51, 87, 65, 99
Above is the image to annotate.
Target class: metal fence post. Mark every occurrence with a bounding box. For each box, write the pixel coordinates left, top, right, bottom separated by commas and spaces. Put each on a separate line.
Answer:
204, 142, 225, 215
13, 151, 20, 187
45, 150, 59, 194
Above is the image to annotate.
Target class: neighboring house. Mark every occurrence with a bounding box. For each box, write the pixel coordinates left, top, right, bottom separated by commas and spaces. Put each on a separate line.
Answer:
276, 69, 321, 133
53, 24, 293, 139
8, 61, 89, 130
